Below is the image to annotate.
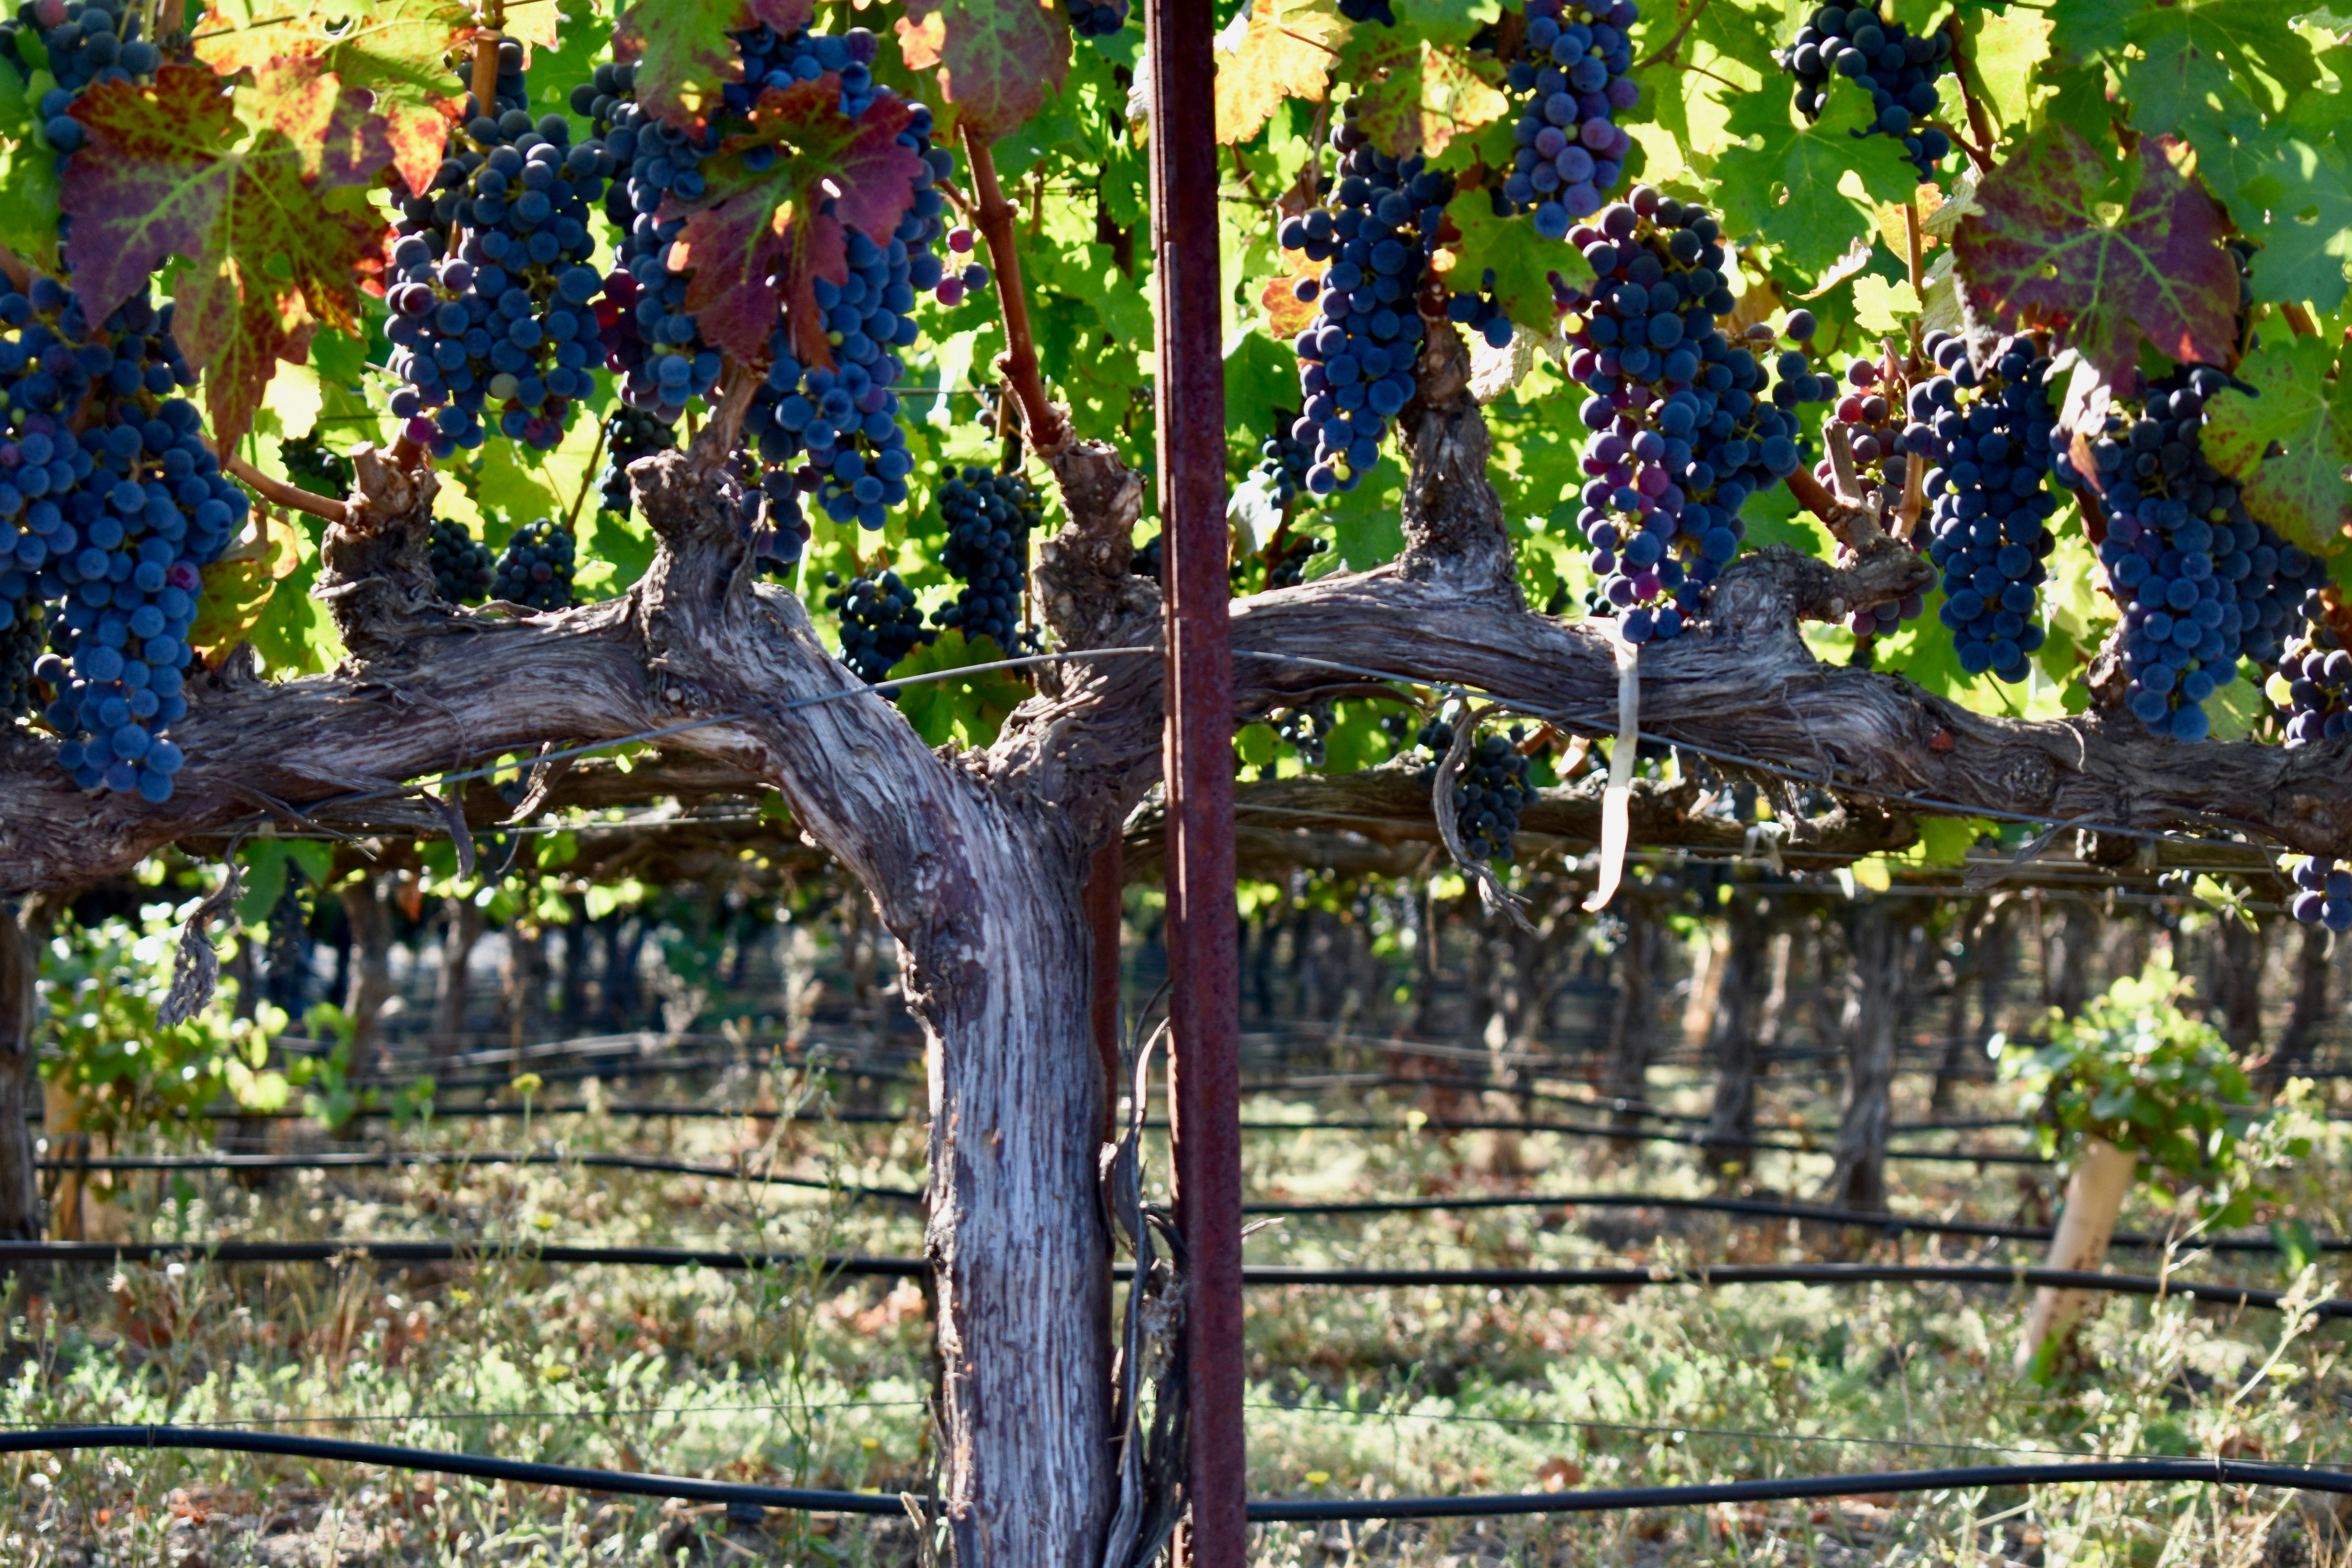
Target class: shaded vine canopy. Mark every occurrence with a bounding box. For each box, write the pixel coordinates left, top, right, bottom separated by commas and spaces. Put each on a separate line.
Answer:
0, 0, 2345, 910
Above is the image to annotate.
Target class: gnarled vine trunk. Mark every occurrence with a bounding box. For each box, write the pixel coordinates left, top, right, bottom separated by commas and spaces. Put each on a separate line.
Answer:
1702, 896, 1772, 1175
0, 896, 57, 1243
1828, 908, 1906, 1212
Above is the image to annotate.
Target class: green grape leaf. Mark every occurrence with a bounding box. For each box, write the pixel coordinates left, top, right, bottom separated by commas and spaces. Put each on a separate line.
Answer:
1395, 0, 1502, 33
892, 629, 1032, 748
61, 61, 393, 449
1711, 89, 1920, 283
1325, 452, 1406, 566
615, 0, 816, 127
0, 61, 58, 269
2119, 0, 2319, 128
1338, 24, 1508, 160
2215, 123, 2352, 312
1964, 7, 2053, 134
2045, 0, 2137, 63
668, 77, 927, 368
1952, 126, 2238, 403
2201, 336, 2352, 554
1443, 190, 1592, 331
1214, 0, 1345, 145
190, 505, 307, 665
192, 0, 474, 196
897, 0, 1070, 142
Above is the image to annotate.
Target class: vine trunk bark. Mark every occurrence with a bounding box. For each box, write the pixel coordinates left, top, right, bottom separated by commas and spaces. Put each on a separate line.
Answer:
1827, 908, 1905, 1212
1702, 897, 1771, 1176
0, 896, 57, 1243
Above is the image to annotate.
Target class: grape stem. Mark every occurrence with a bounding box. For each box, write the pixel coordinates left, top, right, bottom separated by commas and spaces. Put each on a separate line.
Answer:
566, 416, 608, 532
2282, 303, 2320, 339
1942, 16, 1998, 166
215, 446, 350, 526
470, 27, 502, 128
1903, 200, 1924, 294
0, 241, 30, 293
1922, 118, 1992, 174
960, 127, 1069, 453
688, 364, 761, 472
1635, 0, 1711, 70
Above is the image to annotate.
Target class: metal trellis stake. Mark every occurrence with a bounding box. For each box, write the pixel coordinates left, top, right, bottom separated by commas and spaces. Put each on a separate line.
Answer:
1145, 0, 1245, 1562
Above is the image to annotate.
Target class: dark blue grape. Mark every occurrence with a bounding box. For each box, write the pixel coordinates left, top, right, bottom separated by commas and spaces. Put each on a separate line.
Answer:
930, 465, 1041, 653
1065, 0, 1128, 38
490, 517, 577, 611
1777, 4, 1952, 182
2287, 853, 2352, 933
822, 566, 933, 684
427, 517, 494, 603
1916, 330, 2057, 681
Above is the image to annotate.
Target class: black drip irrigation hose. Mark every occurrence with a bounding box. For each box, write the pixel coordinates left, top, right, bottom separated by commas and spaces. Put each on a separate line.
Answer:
0, 1243, 2337, 1315
1241, 1190, 2352, 1253
34, 1151, 924, 1204
1, 1428, 2345, 1522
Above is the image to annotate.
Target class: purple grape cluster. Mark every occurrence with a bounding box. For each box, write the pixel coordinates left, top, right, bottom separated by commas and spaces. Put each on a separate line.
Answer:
0, 0, 162, 193
384, 42, 608, 457
1558, 190, 1825, 642
823, 566, 934, 683
931, 465, 1040, 652
1279, 118, 1445, 495
587, 27, 955, 534
1066, 0, 1127, 37
1918, 332, 2058, 681
2074, 368, 2328, 740
2286, 856, 2352, 933
1778, 4, 1951, 181
2276, 624, 2350, 747
1497, 0, 1641, 238
0, 273, 242, 802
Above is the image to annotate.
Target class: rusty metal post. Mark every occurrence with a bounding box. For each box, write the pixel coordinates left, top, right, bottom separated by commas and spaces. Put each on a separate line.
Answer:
1145, 0, 1245, 1561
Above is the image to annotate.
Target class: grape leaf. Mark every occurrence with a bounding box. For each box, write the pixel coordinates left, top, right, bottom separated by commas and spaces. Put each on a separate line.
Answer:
1952, 126, 2237, 403
1396, 0, 1503, 31
615, 0, 817, 127
666, 78, 926, 367
897, 0, 1069, 142
2114, 0, 2317, 125
1965, 7, 2053, 134
1443, 189, 1592, 330
2200, 336, 2352, 554
0, 60, 58, 269
1710, 90, 1921, 284
891, 629, 1030, 749
192, 0, 470, 195
2208, 117, 2352, 312
1215, 0, 1344, 146
191, 505, 307, 664
1340, 26, 1508, 159
61, 62, 394, 448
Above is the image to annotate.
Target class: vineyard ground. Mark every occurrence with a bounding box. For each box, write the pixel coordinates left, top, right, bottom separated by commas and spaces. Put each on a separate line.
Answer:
2, 1044, 2350, 1566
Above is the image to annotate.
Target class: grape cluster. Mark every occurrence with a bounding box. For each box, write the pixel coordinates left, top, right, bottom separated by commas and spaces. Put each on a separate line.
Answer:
1497, 0, 1640, 238
596, 406, 678, 518
0, 274, 243, 802
1559, 191, 1824, 641
428, 518, 495, 604
1065, 0, 1128, 38
1419, 719, 1536, 864
823, 567, 933, 683
1817, 352, 1926, 636
2075, 368, 2327, 740
490, 518, 577, 611
0, 0, 161, 183
1778, 4, 1952, 181
1261, 531, 1329, 590
931, 465, 1040, 653
1444, 269, 1518, 351
0, 586, 42, 720
1129, 533, 1163, 583
1917, 332, 2058, 680
2276, 624, 2351, 747
1255, 411, 1316, 510
1274, 701, 1336, 767
279, 434, 352, 499
1339, 0, 1397, 22
1279, 120, 1445, 496
2286, 856, 2352, 933
384, 41, 608, 457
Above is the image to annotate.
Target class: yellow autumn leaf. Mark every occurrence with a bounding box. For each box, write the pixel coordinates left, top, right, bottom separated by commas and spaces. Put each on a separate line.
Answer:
1214, 0, 1346, 145
1258, 247, 1320, 336
189, 505, 309, 663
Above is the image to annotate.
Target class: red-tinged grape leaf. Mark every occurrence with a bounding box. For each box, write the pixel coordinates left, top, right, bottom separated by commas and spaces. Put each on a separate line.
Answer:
896, 0, 1067, 142
192, 0, 470, 195
616, 0, 817, 127
1258, 249, 1320, 337
1215, 0, 1345, 146
191, 504, 308, 665
1952, 126, 2238, 405
664, 78, 926, 368
2200, 336, 2352, 554
62, 63, 393, 448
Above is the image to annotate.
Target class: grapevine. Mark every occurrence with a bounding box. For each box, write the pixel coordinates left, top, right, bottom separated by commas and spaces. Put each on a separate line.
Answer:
1559, 192, 1827, 642
1419, 719, 1537, 864
490, 518, 578, 612
1778, 4, 1953, 181
1497, 0, 1641, 237
1817, 347, 1926, 637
